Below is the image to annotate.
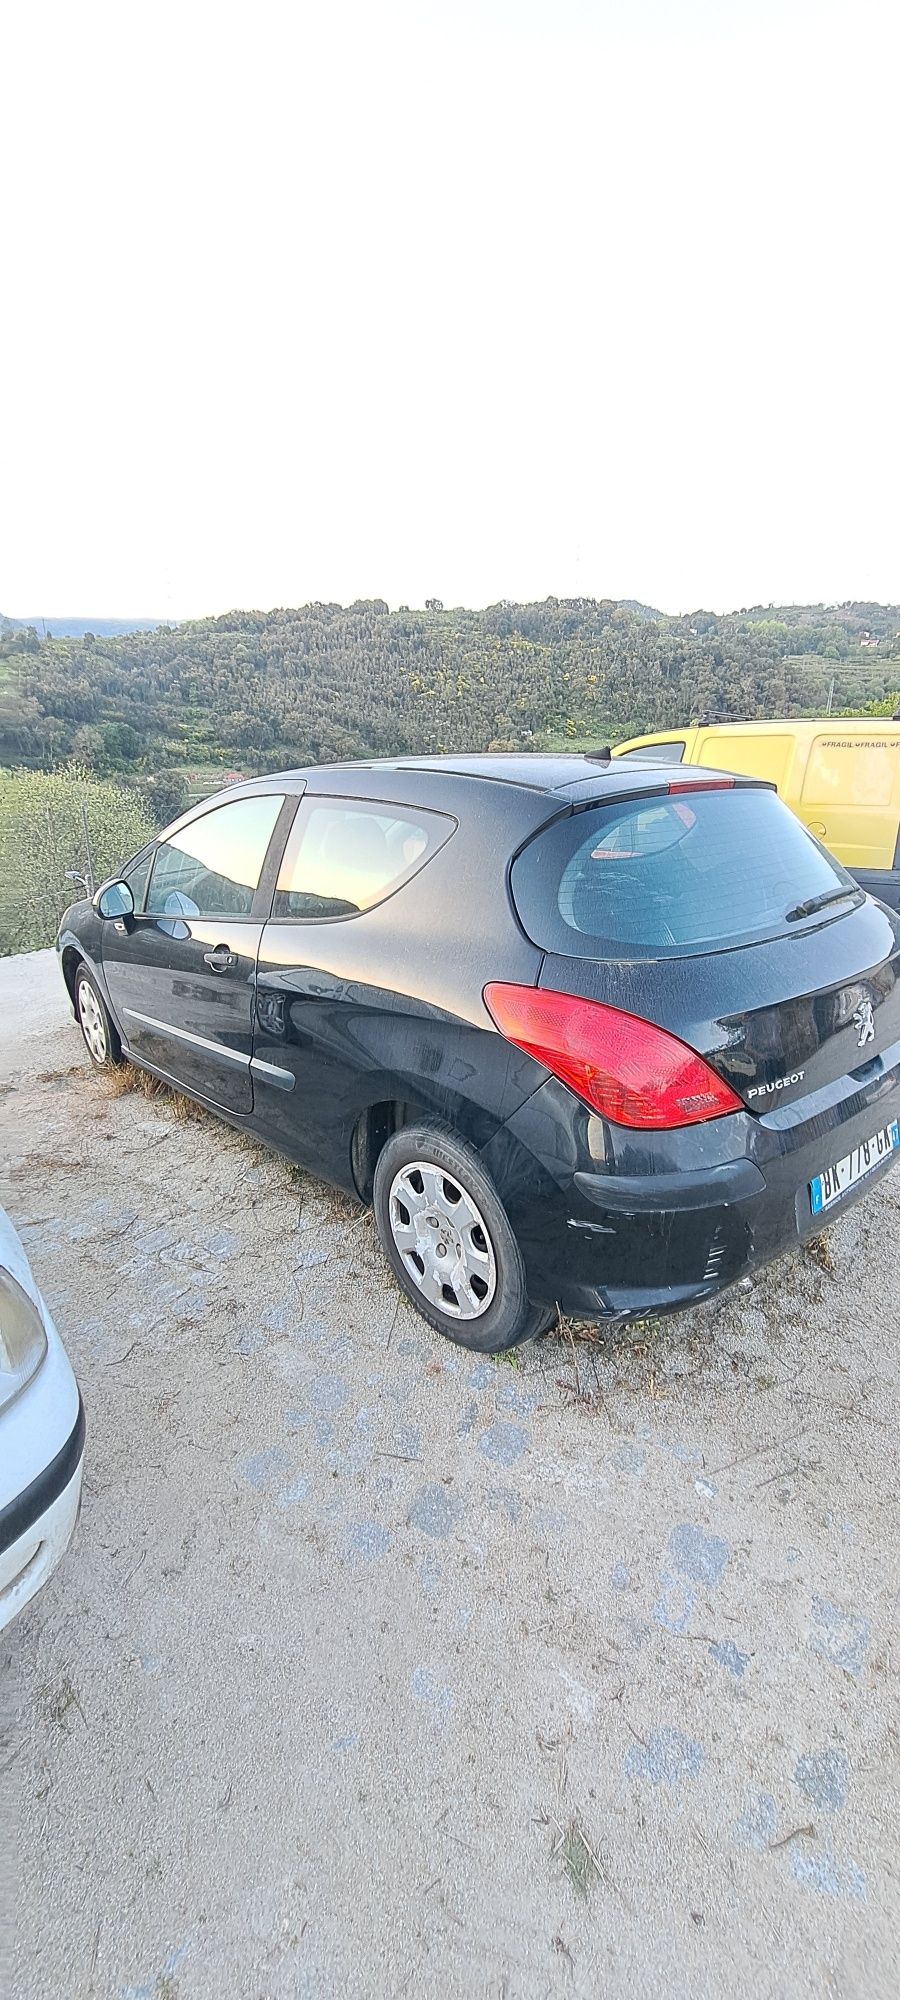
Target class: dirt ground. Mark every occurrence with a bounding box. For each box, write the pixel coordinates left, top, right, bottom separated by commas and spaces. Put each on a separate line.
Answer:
2, 949, 899, 2000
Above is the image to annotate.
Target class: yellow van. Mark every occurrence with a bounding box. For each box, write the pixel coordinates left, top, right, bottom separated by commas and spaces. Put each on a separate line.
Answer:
612, 717, 900, 912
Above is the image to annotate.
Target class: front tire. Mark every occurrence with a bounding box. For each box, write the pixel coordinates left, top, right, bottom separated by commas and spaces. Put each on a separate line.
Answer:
75, 965, 122, 1070
372, 1119, 549, 1353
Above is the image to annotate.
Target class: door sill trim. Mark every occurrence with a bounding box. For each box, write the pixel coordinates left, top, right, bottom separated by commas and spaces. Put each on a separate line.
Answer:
122, 1007, 250, 1069
250, 1057, 296, 1092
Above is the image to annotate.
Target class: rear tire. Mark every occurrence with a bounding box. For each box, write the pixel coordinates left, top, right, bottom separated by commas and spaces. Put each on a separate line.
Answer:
75, 965, 122, 1070
372, 1119, 551, 1353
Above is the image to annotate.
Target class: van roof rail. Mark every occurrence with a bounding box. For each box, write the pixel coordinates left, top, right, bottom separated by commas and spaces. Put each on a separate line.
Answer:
690, 713, 771, 728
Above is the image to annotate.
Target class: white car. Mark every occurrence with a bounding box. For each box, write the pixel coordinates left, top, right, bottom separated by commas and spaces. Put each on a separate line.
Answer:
0, 1206, 84, 1633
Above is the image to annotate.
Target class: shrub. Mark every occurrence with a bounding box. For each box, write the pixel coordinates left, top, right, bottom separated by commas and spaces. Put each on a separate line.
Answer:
0, 765, 156, 955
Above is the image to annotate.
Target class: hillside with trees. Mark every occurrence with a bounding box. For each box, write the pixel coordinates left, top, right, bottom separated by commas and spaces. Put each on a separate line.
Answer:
2, 598, 898, 790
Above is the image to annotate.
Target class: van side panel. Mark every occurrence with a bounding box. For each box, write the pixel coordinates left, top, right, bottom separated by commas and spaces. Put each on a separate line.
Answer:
612, 721, 900, 897
695, 731, 796, 791
799, 731, 900, 869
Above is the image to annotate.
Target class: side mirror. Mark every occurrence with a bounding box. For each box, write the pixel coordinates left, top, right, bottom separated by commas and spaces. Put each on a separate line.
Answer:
94, 879, 135, 921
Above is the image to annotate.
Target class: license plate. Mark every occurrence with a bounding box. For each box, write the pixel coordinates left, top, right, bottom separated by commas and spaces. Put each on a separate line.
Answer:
810, 1119, 900, 1215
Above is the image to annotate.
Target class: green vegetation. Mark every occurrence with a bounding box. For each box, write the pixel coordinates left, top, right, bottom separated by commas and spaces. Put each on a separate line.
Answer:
0, 766, 155, 955
0, 596, 897, 954
1, 598, 898, 781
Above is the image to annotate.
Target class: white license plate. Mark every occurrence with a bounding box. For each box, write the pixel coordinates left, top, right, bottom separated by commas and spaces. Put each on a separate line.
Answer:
810, 1119, 900, 1216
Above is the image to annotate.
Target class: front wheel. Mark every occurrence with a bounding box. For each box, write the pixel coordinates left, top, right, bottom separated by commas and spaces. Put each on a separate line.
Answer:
372, 1119, 550, 1352
75, 966, 122, 1070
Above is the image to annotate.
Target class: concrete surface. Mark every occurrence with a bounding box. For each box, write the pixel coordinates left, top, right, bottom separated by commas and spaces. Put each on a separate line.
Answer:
2, 949, 899, 2000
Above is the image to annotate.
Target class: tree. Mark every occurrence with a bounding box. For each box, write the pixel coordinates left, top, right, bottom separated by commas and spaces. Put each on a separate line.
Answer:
71, 724, 105, 767
0, 767, 156, 954
98, 720, 141, 765
1, 595, 898, 789
140, 768, 188, 826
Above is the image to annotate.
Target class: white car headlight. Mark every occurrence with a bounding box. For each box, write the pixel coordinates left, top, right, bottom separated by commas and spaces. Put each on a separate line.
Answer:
0, 1268, 48, 1412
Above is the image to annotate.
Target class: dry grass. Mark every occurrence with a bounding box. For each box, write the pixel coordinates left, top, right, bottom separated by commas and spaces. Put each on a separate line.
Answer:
554, 1312, 661, 1348
100, 1061, 209, 1122
805, 1232, 836, 1274
101, 1060, 164, 1101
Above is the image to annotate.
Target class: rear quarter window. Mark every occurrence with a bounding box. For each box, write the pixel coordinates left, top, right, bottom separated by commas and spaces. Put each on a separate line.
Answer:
510, 786, 857, 959
272, 798, 454, 920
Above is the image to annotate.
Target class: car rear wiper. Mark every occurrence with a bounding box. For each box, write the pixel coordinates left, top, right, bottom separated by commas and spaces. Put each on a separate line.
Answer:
784, 885, 860, 923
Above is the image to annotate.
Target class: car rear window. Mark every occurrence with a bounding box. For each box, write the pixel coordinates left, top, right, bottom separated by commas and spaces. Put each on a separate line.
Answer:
510, 786, 860, 959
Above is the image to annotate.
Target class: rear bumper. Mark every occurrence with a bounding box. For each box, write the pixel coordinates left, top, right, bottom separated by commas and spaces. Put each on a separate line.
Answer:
484, 1046, 900, 1321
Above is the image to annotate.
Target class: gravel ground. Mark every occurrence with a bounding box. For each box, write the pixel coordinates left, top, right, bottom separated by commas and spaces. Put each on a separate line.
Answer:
2, 950, 899, 2000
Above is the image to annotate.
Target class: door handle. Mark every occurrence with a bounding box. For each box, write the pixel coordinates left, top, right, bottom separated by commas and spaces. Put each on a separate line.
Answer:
203, 948, 238, 971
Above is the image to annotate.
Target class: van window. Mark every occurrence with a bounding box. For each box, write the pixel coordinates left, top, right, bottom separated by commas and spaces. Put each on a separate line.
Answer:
697, 733, 794, 790
615, 740, 686, 765
802, 735, 898, 809
510, 787, 858, 959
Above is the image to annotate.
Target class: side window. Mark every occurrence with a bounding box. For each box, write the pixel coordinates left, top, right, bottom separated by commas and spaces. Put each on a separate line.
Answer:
272, 800, 453, 920
122, 847, 154, 912
615, 741, 686, 765
146, 795, 284, 920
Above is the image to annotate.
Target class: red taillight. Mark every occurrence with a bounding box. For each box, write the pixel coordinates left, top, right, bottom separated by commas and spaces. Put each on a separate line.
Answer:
667, 778, 734, 794
483, 983, 744, 1130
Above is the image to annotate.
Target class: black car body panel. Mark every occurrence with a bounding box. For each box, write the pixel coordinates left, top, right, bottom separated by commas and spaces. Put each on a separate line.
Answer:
57, 754, 900, 1326
250, 777, 548, 1183
101, 915, 265, 1113
853, 867, 900, 915
481, 1037, 900, 1318
538, 896, 900, 1106
58, 905, 110, 1010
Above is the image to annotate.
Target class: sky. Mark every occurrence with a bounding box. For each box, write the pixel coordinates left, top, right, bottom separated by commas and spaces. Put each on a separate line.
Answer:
2, 0, 898, 620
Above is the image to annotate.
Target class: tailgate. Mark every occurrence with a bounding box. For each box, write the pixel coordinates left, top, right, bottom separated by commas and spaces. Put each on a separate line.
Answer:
538, 897, 900, 1108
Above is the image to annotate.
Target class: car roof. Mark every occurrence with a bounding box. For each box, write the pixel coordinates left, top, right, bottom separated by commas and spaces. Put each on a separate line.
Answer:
157, 751, 771, 848
228, 752, 706, 801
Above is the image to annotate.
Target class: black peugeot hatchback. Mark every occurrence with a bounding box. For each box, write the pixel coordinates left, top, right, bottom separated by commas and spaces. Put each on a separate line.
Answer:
58, 754, 900, 1350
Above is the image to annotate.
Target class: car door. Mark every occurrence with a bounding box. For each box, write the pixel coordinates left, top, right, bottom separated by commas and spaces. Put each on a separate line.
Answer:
102, 791, 291, 1113
250, 795, 459, 1177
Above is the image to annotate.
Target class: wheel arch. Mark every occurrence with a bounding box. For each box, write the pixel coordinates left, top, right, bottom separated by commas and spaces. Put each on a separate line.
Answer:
350, 1089, 510, 1202
61, 943, 86, 1005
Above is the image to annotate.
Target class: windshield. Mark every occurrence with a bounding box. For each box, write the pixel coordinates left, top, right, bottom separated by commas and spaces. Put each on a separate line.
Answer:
510, 786, 860, 959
